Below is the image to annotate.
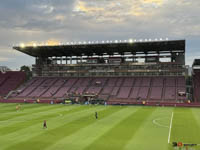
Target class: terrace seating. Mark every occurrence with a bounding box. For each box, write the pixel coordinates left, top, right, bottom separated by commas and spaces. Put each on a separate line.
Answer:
117, 87, 132, 98
9, 76, 186, 103
150, 87, 163, 100
0, 71, 26, 96
193, 72, 200, 102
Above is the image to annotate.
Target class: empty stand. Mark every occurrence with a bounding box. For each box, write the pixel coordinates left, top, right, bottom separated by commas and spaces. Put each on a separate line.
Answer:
0, 71, 26, 96
9, 76, 186, 103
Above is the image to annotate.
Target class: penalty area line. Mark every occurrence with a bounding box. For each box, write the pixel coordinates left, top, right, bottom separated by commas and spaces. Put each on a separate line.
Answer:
168, 112, 174, 144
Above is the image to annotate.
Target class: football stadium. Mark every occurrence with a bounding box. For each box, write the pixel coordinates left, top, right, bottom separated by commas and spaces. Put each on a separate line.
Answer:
0, 39, 200, 150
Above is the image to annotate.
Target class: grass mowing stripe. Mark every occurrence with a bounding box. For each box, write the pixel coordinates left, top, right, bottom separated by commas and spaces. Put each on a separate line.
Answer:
4, 106, 107, 150
0, 104, 59, 118
0, 103, 19, 108
0, 104, 66, 124
124, 107, 173, 150
0, 104, 51, 113
85, 107, 156, 150
0, 105, 84, 136
0, 106, 96, 150
171, 108, 200, 144
48, 106, 140, 150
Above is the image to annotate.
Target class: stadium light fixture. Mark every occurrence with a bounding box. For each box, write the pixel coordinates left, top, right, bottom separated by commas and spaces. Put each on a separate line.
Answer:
102, 41, 105, 43
20, 43, 25, 48
106, 40, 109, 43
139, 39, 143, 42
134, 39, 137, 42
160, 38, 163, 41
115, 40, 118, 43
110, 41, 112, 43
166, 38, 169, 41
145, 39, 148, 42
155, 38, 158, 41
129, 39, 133, 43
149, 39, 152, 41
124, 40, 127, 42
33, 43, 37, 47
83, 41, 86, 44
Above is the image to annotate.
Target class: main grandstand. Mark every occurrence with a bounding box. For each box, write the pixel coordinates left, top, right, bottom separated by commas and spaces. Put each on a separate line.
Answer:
0, 39, 190, 106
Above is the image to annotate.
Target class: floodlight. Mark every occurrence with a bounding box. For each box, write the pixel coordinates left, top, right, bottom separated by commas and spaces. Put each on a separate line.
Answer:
129, 39, 133, 43
115, 40, 118, 43
33, 43, 37, 47
20, 43, 25, 48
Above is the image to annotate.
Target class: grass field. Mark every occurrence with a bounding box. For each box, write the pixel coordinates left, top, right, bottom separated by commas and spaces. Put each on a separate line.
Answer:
0, 103, 200, 150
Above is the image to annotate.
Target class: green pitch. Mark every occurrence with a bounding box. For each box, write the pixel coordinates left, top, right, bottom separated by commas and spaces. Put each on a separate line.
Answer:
0, 103, 200, 150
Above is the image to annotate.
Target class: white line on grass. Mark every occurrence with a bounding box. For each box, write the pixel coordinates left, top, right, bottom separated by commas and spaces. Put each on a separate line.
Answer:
168, 112, 174, 144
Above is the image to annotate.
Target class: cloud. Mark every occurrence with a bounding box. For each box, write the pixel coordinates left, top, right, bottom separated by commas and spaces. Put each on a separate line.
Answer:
0, 0, 199, 69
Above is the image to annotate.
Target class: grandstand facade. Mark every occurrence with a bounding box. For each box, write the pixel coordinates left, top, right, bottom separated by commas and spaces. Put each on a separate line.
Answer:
10, 40, 187, 104
14, 40, 186, 77
6, 39, 188, 104
192, 59, 200, 102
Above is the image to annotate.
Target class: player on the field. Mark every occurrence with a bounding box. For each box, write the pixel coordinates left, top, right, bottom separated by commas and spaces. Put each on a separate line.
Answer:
16, 104, 21, 111
95, 112, 98, 119
43, 120, 47, 129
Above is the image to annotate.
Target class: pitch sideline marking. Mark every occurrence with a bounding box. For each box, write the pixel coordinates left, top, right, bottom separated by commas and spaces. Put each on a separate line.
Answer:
168, 112, 174, 144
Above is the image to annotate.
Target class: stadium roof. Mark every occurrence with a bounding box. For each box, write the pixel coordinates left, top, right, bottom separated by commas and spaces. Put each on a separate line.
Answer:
193, 59, 200, 66
13, 40, 185, 58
